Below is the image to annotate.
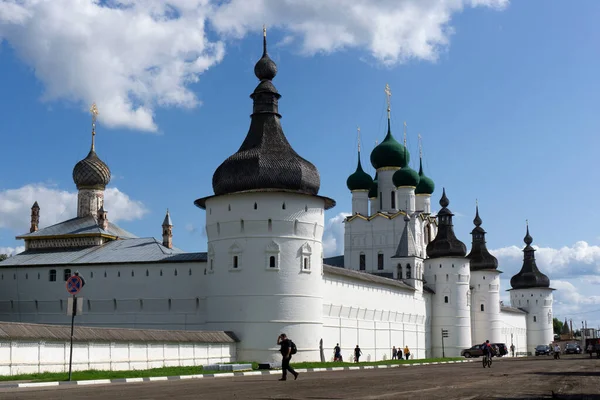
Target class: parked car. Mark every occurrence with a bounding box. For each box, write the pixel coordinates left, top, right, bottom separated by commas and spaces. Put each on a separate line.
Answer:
461, 343, 507, 358
564, 343, 582, 354
535, 345, 551, 356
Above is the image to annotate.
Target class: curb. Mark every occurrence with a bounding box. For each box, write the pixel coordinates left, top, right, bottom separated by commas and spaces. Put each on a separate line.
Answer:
0, 360, 474, 390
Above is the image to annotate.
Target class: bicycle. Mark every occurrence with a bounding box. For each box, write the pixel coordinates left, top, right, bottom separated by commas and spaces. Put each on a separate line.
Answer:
482, 352, 492, 368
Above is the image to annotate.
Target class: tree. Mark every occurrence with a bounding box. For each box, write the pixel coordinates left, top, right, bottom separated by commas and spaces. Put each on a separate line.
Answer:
553, 318, 563, 335
0, 254, 7, 262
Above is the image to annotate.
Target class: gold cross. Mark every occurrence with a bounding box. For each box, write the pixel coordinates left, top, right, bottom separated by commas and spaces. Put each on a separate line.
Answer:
418, 133, 422, 158
384, 84, 392, 117
89, 102, 99, 150
357, 126, 361, 152
263, 24, 266, 37
403, 121, 407, 146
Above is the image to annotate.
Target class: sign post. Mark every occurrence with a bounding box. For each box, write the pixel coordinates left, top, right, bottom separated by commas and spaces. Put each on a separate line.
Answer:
441, 329, 449, 358
66, 274, 83, 381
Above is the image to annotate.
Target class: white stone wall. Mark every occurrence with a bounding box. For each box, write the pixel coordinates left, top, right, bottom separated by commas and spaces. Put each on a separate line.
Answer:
415, 194, 431, 214
203, 192, 325, 363
322, 273, 429, 362
351, 190, 369, 216
424, 257, 472, 357
77, 188, 104, 218
0, 262, 206, 330
499, 310, 528, 356
510, 288, 554, 353
0, 340, 234, 376
470, 270, 502, 344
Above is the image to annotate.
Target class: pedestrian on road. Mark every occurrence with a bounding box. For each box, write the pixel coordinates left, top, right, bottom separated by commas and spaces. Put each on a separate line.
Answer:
404, 346, 410, 360
587, 344, 593, 358
354, 345, 362, 363
510, 343, 515, 357
392, 346, 397, 360
277, 333, 298, 381
553, 344, 561, 360
334, 343, 342, 362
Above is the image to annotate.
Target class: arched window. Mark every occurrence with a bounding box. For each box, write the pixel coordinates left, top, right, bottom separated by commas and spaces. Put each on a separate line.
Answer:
241, 220, 245, 232
303, 258, 309, 270
406, 264, 412, 279
481, 304, 485, 312
446, 274, 449, 282
359, 254, 366, 270
379, 193, 383, 210
254, 202, 257, 210
444, 296, 449, 304
391, 192, 396, 209
233, 256, 239, 269
397, 264, 403, 279
533, 316, 537, 322
269, 256, 276, 268
282, 203, 286, 210
377, 253, 384, 270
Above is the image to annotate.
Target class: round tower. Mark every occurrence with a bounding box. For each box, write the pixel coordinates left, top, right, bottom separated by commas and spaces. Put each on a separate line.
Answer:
424, 189, 472, 357
509, 224, 554, 354
467, 204, 502, 345
195, 29, 335, 363
72, 103, 111, 218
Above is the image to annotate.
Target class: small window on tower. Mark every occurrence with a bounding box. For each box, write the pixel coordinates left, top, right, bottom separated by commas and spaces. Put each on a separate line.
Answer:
444, 296, 449, 304
533, 316, 537, 322
268, 219, 272, 232
406, 264, 412, 279
481, 304, 485, 312
303, 257, 309, 270
359, 254, 366, 270
233, 256, 239, 269
397, 264, 402, 279
270, 256, 276, 269
391, 192, 396, 209
254, 202, 257, 210
282, 202, 286, 210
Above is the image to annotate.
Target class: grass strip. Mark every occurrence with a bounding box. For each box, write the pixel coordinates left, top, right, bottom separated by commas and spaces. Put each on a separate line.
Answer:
0, 357, 463, 383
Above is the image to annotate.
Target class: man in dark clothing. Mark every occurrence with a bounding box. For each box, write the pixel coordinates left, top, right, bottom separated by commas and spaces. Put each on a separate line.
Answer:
277, 333, 298, 381
354, 345, 362, 363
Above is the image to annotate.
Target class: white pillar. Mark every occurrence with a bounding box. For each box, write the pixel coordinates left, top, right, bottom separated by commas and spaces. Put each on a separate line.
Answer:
415, 194, 431, 214
351, 191, 369, 216
396, 187, 416, 213
377, 169, 399, 213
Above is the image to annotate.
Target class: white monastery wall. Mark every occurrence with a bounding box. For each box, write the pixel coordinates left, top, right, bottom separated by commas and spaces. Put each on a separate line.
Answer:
424, 257, 472, 357
510, 288, 554, 353
470, 271, 502, 344
322, 273, 429, 362
0, 261, 206, 330
499, 310, 528, 355
203, 192, 325, 363
0, 340, 234, 376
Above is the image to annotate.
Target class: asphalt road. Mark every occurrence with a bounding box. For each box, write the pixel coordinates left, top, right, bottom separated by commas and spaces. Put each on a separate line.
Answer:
1, 355, 599, 400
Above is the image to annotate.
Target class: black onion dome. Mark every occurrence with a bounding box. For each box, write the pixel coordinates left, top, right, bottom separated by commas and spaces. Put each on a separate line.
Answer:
73, 149, 111, 189
467, 205, 499, 271
211, 32, 320, 197
426, 188, 467, 258
510, 225, 550, 289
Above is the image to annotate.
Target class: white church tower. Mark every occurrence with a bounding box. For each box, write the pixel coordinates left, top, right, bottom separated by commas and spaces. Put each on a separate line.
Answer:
424, 189, 472, 357
509, 224, 554, 354
194, 28, 335, 363
467, 204, 502, 344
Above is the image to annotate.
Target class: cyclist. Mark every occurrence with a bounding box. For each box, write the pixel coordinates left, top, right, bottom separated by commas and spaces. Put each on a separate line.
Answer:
481, 340, 494, 366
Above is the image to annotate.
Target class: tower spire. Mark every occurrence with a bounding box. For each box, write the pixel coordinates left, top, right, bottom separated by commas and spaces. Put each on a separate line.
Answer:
403, 121, 407, 147
357, 126, 361, 153
384, 83, 391, 121
90, 102, 98, 152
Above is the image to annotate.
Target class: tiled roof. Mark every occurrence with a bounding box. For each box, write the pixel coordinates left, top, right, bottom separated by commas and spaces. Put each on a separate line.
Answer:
0, 321, 238, 343
323, 264, 414, 291
501, 305, 527, 314
16, 216, 137, 239
0, 237, 207, 267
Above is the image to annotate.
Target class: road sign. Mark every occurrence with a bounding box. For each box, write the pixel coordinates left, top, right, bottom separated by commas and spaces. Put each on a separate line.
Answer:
66, 275, 83, 295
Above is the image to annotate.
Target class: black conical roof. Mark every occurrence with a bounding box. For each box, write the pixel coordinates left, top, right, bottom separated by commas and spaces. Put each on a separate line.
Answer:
466, 205, 498, 271
510, 225, 550, 289
211, 32, 320, 197
426, 188, 467, 258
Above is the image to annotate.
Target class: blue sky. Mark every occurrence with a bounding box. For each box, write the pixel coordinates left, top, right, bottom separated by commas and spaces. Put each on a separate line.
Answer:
1, 0, 599, 328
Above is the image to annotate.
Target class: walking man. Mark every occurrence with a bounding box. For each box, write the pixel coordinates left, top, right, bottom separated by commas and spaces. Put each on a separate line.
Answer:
510, 343, 515, 357
354, 345, 362, 363
277, 333, 298, 381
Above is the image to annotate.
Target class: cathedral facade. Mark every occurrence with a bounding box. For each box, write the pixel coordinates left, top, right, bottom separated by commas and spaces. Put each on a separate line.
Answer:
0, 32, 554, 362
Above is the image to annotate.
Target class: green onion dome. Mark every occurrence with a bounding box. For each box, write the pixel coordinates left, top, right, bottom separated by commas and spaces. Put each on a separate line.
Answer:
346, 152, 373, 191
393, 164, 420, 188
370, 120, 409, 169
415, 158, 435, 195
368, 172, 378, 198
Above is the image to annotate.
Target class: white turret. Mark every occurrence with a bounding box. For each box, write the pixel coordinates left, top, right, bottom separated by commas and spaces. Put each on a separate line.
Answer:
467, 205, 502, 344
424, 189, 472, 357
195, 30, 335, 362
509, 224, 554, 354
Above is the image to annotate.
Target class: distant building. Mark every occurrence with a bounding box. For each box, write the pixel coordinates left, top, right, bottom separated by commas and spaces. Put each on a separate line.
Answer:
0, 31, 554, 361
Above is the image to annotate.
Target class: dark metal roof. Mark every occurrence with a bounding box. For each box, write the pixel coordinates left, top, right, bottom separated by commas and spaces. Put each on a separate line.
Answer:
392, 214, 420, 258
73, 148, 111, 189
323, 255, 344, 267
0, 321, 237, 343
510, 225, 551, 289
426, 188, 467, 258
203, 33, 324, 202
500, 305, 527, 314
323, 264, 414, 291
466, 206, 499, 271
0, 237, 206, 266
16, 216, 137, 240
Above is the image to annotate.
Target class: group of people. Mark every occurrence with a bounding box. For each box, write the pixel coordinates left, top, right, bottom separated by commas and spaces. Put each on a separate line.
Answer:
392, 346, 411, 360
334, 343, 365, 363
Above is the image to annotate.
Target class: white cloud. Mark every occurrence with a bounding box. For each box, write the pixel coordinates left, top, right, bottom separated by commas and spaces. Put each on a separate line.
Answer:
323, 212, 350, 257
0, 246, 25, 256
0, 183, 147, 233
211, 0, 509, 65
0, 0, 508, 131
0, 0, 225, 132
